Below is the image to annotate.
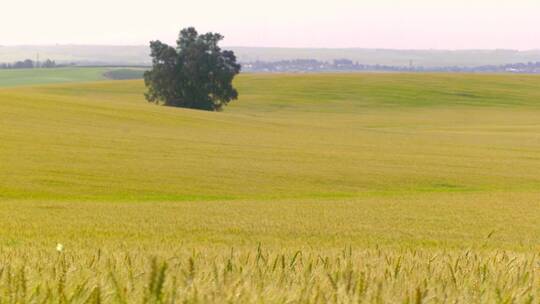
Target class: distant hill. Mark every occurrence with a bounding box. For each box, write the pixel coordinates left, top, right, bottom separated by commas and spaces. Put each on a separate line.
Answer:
0, 45, 150, 66
1, 45, 540, 67
232, 47, 540, 68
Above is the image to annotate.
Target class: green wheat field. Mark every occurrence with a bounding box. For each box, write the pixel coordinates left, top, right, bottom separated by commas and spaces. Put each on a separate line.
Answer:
1, 70, 540, 302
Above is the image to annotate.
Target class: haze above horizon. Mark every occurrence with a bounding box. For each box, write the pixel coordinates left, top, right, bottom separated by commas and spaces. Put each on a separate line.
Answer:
1, 0, 539, 50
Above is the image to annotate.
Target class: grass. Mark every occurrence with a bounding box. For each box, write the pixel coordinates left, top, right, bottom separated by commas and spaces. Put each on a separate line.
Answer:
103, 68, 146, 80
1, 73, 540, 302
0, 67, 144, 88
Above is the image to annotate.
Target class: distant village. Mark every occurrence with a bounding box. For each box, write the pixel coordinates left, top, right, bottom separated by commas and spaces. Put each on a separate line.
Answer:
242, 59, 540, 74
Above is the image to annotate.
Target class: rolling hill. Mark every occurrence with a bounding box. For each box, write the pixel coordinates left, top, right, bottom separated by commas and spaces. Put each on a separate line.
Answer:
2, 73, 540, 202
1, 73, 540, 302
0, 67, 145, 88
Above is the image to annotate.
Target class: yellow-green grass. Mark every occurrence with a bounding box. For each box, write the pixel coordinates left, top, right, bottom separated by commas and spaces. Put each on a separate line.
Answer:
0, 67, 143, 88
1, 73, 540, 302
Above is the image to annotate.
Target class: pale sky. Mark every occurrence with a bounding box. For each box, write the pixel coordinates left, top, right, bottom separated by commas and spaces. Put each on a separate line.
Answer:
1, 0, 539, 49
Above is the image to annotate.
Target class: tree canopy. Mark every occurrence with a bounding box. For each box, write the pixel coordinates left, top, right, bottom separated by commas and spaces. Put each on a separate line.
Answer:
144, 27, 241, 111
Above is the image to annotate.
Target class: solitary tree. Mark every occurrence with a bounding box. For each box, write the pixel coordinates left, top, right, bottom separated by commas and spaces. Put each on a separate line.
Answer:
144, 27, 241, 111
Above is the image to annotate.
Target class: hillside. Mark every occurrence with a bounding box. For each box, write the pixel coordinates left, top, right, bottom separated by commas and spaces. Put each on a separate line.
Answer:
0, 68, 109, 87
0, 67, 146, 88
2, 74, 540, 202
1, 74, 540, 302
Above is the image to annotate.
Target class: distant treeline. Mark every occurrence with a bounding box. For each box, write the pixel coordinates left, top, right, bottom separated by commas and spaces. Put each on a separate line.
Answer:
0, 59, 57, 69
242, 59, 540, 74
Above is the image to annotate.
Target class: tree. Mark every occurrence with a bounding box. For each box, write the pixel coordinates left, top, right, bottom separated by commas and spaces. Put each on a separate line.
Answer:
42, 59, 56, 68
144, 27, 241, 111
12, 59, 34, 69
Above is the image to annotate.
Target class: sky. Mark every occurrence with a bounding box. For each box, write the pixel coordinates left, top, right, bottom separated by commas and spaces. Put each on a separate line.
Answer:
1, 0, 539, 50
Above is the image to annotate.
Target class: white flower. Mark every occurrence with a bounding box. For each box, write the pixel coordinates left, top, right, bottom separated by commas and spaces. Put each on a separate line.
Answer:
56, 243, 64, 252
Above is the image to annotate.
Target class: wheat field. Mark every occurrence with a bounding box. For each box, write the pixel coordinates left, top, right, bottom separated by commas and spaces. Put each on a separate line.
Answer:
1, 72, 540, 302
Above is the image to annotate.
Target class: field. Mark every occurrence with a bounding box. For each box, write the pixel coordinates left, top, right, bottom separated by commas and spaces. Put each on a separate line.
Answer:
0, 67, 144, 88
1, 72, 540, 302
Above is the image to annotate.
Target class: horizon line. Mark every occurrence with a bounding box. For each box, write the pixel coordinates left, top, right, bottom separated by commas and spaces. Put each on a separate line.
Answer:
1, 44, 540, 52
